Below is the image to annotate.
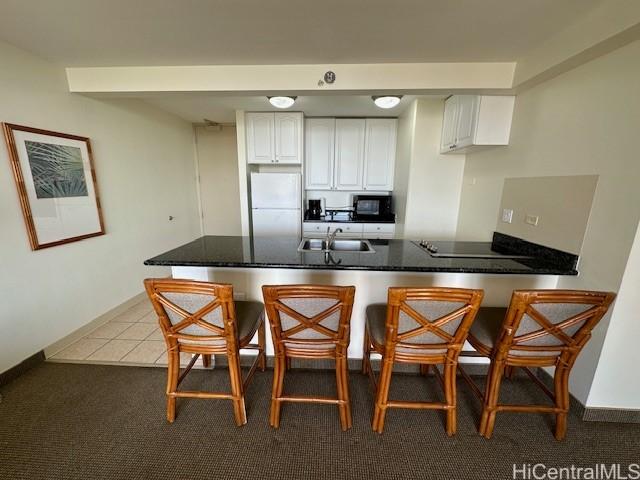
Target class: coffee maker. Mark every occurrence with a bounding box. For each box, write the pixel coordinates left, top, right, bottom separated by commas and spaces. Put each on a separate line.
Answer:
307, 199, 322, 220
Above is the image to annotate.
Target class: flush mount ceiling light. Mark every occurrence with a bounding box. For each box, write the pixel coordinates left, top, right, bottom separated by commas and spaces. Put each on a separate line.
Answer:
268, 96, 297, 108
372, 95, 403, 109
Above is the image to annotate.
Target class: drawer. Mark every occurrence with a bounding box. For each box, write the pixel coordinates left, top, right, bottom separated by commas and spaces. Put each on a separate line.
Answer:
303, 222, 328, 233
364, 233, 394, 240
334, 223, 364, 235
362, 223, 395, 234
303, 222, 364, 235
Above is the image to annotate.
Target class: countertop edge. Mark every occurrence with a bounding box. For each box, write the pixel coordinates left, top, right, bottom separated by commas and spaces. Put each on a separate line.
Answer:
143, 259, 578, 275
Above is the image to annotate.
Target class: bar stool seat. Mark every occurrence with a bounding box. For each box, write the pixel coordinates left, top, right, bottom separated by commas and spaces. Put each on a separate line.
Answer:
363, 287, 484, 436
458, 289, 616, 440
467, 307, 507, 355
144, 278, 266, 426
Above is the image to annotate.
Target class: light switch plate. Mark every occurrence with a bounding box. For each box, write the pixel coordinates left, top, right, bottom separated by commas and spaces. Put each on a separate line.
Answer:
525, 214, 539, 226
502, 209, 513, 223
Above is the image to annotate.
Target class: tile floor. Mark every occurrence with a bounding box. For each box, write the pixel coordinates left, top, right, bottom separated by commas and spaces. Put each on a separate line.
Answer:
49, 298, 203, 368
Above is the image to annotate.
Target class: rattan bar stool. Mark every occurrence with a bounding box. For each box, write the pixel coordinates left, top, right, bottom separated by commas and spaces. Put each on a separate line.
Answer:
144, 278, 266, 426
363, 287, 484, 435
458, 289, 616, 440
262, 284, 356, 431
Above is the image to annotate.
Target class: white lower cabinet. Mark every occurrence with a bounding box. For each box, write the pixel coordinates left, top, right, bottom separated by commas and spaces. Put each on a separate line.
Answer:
303, 222, 395, 239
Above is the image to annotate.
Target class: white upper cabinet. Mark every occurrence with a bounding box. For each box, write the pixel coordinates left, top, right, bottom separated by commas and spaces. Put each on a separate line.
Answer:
275, 112, 303, 164
246, 113, 275, 163
305, 118, 335, 190
304, 117, 397, 192
440, 95, 515, 154
363, 118, 397, 191
247, 112, 303, 164
334, 119, 366, 191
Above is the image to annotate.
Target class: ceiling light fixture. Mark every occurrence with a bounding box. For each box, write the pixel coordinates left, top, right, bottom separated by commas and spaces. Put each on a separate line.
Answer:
268, 96, 297, 109
372, 95, 403, 109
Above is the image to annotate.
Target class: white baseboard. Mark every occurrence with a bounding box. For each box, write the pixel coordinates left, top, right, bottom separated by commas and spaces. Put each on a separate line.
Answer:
43, 292, 147, 358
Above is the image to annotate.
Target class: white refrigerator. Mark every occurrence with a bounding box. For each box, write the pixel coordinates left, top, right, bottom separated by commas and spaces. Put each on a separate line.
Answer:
251, 173, 301, 236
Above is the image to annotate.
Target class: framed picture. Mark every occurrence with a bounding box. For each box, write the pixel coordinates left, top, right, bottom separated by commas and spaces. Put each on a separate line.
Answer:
3, 123, 105, 250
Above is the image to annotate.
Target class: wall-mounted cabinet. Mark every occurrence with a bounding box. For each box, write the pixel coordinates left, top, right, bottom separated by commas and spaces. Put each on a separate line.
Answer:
305, 117, 397, 191
246, 112, 303, 164
440, 95, 515, 154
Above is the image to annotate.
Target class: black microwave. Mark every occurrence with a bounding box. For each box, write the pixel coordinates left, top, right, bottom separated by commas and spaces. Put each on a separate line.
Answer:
353, 195, 394, 221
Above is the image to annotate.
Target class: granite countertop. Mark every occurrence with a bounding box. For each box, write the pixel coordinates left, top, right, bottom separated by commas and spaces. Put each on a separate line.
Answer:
144, 235, 579, 275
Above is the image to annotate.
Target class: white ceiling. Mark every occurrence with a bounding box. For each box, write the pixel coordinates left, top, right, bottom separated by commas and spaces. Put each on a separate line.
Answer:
0, 0, 602, 67
142, 94, 426, 123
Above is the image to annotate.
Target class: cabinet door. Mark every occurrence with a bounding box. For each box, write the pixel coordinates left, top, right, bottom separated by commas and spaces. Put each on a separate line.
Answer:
275, 112, 302, 164
440, 96, 459, 153
454, 95, 479, 149
334, 119, 365, 191
246, 113, 275, 164
305, 118, 335, 190
363, 118, 397, 191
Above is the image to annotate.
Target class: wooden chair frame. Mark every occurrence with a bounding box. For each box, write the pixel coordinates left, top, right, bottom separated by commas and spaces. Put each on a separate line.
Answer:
144, 278, 266, 426
458, 289, 616, 440
362, 287, 484, 435
262, 284, 356, 431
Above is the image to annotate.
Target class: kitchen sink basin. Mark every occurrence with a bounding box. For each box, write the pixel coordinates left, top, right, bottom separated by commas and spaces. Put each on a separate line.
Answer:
297, 238, 375, 253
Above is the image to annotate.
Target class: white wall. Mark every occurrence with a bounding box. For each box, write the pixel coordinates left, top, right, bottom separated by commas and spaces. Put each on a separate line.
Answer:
456, 40, 640, 404
396, 98, 466, 240
391, 100, 417, 238
587, 221, 640, 409
0, 41, 200, 372
195, 125, 242, 235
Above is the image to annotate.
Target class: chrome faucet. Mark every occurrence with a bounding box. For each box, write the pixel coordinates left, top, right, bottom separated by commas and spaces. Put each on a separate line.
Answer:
326, 226, 343, 249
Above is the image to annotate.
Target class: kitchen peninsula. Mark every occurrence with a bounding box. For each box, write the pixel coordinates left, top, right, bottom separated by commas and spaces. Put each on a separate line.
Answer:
145, 233, 578, 358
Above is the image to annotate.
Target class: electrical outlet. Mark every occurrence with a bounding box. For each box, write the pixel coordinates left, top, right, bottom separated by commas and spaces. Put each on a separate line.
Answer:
525, 214, 539, 226
501, 209, 513, 223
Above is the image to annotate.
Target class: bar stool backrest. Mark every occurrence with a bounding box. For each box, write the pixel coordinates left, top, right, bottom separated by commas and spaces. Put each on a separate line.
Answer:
262, 285, 355, 353
385, 287, 484, 357
498, 290, 616, 361
144, 278, 237, 347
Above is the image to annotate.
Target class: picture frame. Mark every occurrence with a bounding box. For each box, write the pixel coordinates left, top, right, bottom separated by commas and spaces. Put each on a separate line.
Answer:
3, 123, 105, 250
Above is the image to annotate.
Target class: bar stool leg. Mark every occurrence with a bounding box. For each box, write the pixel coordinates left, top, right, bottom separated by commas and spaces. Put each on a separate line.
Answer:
258, 318, 266, 372
480, 360, 505, 438
270, 354, 286, 428
372, 355, 393, 433
554, 366, 570, 440
166, 350, 180, 423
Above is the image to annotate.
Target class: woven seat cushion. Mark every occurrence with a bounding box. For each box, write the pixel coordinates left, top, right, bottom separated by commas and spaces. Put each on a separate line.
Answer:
366, 303, 461, 355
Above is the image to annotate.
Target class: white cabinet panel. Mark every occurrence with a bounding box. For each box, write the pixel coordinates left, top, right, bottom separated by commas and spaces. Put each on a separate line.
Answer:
440, 96, 458, 152
305, 118, 335, 190
275, 112, 302, 164
363, 119, 397, 191
334, 119, 365, 191
246, 113, 275, 164
362, 223, 395, 234
454, 95, 479, 149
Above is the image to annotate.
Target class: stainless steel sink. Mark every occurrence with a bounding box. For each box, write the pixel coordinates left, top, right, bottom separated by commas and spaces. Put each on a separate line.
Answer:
298, 238, 327, 251
330, 239, 375, 252
297, 238, 375, 253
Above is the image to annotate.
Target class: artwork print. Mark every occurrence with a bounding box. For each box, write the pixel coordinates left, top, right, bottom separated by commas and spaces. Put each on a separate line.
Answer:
25, 140, 88, 199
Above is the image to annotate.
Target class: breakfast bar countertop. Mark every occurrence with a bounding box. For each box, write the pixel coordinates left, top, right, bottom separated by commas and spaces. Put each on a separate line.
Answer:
144, 235, 579, 275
